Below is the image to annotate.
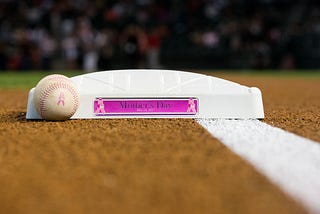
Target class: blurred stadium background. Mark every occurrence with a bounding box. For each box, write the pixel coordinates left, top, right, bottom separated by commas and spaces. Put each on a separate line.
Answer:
0, 0, 320, 72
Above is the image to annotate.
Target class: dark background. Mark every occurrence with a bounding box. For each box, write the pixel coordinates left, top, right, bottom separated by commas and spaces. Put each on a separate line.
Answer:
0, 0, 320, 71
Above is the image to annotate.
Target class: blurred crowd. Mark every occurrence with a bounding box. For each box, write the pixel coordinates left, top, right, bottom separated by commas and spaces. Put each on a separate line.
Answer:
0, 0, 320, 71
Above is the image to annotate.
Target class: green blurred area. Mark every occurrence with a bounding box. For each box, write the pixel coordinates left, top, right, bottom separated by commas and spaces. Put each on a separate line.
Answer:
0, 70, 319, 89
0, 71, 84, 89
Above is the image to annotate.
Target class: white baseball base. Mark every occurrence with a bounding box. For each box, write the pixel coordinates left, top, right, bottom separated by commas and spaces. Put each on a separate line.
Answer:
26, 69, 264, 119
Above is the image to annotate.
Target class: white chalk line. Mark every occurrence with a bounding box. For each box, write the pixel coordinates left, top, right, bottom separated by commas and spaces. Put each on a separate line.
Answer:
196, 119, 320, 214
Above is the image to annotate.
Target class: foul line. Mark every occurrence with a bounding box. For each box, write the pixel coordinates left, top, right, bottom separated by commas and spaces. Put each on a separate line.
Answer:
197, 119, 320, 214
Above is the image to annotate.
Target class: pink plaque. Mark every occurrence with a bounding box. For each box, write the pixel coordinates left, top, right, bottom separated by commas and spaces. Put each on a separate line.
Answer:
94, 98, 198, 116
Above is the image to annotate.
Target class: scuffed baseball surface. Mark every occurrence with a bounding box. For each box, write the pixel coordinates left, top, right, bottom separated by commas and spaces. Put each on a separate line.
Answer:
33, 74, 79, 120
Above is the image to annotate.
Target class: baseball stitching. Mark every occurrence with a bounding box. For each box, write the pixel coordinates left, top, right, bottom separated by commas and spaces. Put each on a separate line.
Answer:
39, 77, 79, 119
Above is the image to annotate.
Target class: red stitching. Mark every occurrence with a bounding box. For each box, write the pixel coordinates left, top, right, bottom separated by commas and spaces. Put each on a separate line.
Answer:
39, 77, 79, 119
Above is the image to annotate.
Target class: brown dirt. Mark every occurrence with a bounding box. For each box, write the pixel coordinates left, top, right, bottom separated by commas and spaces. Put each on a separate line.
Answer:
0, 74, 318, 214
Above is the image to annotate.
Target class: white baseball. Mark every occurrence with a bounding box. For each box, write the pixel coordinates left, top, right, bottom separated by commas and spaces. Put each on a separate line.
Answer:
33, 74, 79, 121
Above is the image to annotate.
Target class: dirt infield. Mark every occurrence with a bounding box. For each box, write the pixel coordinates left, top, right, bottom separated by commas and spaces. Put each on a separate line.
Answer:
0, 73, 319, 213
